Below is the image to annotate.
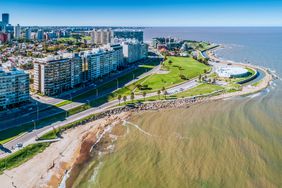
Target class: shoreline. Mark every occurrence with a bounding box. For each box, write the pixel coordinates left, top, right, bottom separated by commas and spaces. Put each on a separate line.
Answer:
0, 46, 274, 187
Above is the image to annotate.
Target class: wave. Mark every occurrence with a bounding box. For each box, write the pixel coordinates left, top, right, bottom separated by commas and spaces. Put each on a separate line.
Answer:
124, 121, 159, 137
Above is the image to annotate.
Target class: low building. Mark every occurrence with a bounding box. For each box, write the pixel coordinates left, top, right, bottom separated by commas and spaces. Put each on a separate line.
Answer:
0, 32, 8, 43
0, 65, 30, 110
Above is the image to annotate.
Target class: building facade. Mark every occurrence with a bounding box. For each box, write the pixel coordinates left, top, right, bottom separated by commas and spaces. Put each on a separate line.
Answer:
34, 54, 82, 96
2, 13, 9, 25
14, 24, 21, 39
37, 29, 44, 41
25, 28, 31, 40
122, 40, 148, 63
0, 66, 29, 110
91, 29, 111, 45
34, 45, 124, 96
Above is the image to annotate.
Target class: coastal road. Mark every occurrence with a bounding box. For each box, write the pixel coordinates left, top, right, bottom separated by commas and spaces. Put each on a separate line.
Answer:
0, 77, 199, 158
0, 58, 161, 130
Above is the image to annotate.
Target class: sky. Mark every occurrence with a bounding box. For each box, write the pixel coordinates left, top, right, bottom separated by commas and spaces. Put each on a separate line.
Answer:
1, 0, 282, 26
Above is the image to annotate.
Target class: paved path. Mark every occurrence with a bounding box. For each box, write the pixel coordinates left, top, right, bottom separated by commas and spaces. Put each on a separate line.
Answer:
0, 76, 199, 158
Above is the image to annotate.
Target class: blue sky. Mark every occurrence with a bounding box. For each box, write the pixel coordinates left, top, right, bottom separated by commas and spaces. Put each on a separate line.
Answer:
1, 0, 282, 26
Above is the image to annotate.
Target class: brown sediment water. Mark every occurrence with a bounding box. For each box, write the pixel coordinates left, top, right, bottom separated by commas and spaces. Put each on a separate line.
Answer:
68, 91, 282, 188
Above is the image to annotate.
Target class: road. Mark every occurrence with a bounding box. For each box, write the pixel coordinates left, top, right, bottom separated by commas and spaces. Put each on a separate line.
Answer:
0, 58, 161, 130
0, 76, 199, 158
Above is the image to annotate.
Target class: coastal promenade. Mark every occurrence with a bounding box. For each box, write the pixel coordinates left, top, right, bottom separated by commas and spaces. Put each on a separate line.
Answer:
0, 47, 274, 188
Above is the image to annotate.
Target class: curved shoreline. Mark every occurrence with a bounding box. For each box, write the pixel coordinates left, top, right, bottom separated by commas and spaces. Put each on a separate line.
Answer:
0, 45, 274, 188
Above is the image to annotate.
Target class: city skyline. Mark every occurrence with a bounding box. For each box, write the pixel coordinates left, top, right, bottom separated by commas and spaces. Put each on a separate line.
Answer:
1, 0, 282, 26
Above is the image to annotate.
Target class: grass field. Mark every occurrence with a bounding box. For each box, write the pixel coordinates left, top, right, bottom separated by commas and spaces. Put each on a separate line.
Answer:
73, 60, 160, 102
134, 56, 210, 93
173, 83, 224, 98
0, 143, 50, 174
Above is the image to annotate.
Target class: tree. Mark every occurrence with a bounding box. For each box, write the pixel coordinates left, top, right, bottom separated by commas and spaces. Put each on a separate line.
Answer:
118, 95, 122, 105
161, 87, 166, 93
157, 90, 161, 99
123, 96, 127, 104
164, 90, 168, 99
142, 91, 147, 101
198, 74, 202, 81
130, 92, 135, 103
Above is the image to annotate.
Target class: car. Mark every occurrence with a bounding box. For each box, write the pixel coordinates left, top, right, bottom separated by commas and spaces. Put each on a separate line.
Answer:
16, 143, 23, 148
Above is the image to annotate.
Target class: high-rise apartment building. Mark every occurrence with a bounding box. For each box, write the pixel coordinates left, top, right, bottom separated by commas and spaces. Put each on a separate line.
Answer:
0, 65, 30, 110
25, 28, 31, 40
34, 54, 82, 96
34, 45, 124, 96
112, 29, 143, 42
91, 29, 111, 45
122, 40, 148, 63
37, 29, 44, 41
14, 24, 21, 39
2, 13, 9, 25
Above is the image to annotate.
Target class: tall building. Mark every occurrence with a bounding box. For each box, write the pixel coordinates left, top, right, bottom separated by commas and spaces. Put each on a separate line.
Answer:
34, 45, 124, 96
2, 13, 9, 25
14, 24, 21, 39
25, 28, 31, 40
0, 65, 30, 110
81, 44, 124, 81
112, 29, 143, 42
37, 29, 44, 41
34, 54, 82, 96
122, 40, 148, 63
91, 29, 111, 45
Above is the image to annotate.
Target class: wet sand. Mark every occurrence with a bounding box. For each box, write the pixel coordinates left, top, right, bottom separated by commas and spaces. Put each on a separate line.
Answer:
0, 112, 131, 188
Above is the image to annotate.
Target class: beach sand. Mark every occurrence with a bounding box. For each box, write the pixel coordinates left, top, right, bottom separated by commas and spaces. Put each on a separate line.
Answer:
0, 112, 131, 188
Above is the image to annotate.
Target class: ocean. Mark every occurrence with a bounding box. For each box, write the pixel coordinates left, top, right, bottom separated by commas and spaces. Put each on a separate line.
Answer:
68, 27, 282, 187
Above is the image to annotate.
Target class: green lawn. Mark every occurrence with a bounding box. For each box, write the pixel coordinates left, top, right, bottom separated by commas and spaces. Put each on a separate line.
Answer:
54, 100, 72, 107
73, 60, 160, 102
119, 83, 224, 105
173, 83, 224, 98
82, 36, 92, 41
231, 67, 256, 83
134, 57, 210, 93
57, 37, 76, 42
0, 143, 50, 174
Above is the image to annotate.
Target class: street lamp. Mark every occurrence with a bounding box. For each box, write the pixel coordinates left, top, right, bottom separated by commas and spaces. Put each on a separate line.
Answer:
86, 100, 90, 106
36, 102, 39, 121
32, 120, 36, 130
116, 79, 119, 89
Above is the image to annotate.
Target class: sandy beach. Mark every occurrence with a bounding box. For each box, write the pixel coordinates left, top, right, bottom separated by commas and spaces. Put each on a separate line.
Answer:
0, 112, 131, 188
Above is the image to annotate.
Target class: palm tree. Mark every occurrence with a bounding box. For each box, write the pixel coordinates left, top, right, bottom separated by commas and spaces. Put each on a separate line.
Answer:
123, 96, 127, 104
157, 90, 161, 100
164, 90, 168, 99
161, 86, 166, 94
118, 95, 122, 105
142, 91, 147, 101
130, 92, 135, 103
198, 74, 202, 81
